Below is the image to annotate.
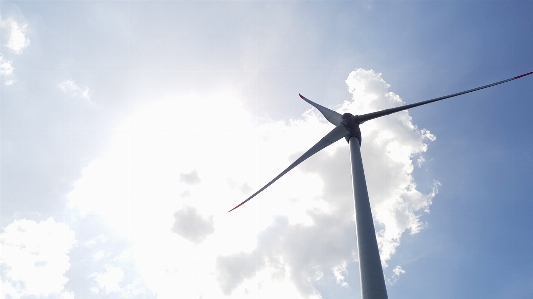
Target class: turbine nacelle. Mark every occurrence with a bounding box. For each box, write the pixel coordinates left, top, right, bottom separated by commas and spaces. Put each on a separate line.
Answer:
341, 113, 362, 144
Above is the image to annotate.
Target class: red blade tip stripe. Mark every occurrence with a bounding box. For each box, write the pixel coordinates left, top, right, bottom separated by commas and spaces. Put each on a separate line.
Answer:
228, 200, 247, 213
514, 72, 533, 79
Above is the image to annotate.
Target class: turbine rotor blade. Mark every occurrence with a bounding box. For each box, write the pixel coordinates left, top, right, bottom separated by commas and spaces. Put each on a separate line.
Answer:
228, 124, 350, 212
299, 94, 343, 126
356, 71, 533, 124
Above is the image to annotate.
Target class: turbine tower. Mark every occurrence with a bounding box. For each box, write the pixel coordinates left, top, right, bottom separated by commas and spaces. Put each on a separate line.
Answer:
228, 71, 532, 299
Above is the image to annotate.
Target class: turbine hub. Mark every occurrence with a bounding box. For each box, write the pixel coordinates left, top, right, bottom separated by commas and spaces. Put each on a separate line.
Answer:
341, 113, 362, 144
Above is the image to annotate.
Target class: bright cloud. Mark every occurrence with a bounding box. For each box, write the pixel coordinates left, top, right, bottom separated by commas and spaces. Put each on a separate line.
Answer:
0, 218, 76, 299
59, 79, 92, 103
0, 17, 30, 85
387, 265, 406, 285
0, 18, 30, 54
0, 54, 14, 85
67, 69, 437, 298
91, 265, 125, 295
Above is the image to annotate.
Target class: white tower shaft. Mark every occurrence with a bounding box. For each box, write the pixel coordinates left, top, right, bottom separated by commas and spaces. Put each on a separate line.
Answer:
349, 137, 388, 299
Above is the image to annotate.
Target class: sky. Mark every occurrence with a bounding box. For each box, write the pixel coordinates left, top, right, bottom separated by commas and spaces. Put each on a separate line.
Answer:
1, 1, 533, 299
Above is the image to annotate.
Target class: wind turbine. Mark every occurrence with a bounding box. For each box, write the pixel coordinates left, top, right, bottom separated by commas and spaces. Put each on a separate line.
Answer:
228, 71, 532, 299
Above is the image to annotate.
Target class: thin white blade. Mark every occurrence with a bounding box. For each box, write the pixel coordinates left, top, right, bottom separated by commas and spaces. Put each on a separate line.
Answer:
299, 94, 343, 126
228, 124, 350, 212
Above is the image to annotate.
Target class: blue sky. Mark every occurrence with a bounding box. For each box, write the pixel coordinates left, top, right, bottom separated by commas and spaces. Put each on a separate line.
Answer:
1, 1, 532, 299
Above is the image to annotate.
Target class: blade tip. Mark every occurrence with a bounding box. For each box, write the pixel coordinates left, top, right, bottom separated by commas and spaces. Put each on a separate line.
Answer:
227, 200, 247, 213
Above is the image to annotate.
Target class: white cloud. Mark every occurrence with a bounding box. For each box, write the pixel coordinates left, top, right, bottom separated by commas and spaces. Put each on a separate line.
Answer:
387, 265, 406, 285
332, 262, 348, 287
59, 79, 92, 103
171, 205, 214, 244
0, 54, 14, 85
0, 218, 76, 299
216, 214, 355, 297
342, 69, 438, 266
0, 17, 30, 86
179, 169, 201, 185
91, 265, 125, 295
59, 291, 75, 299
67, 70, 437, 297
93, 250, 106, 260
0, 18, 30, 54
